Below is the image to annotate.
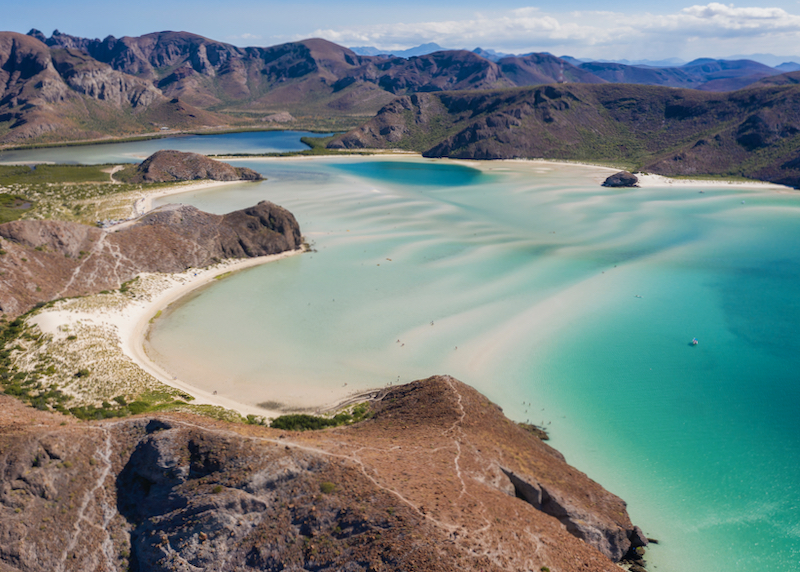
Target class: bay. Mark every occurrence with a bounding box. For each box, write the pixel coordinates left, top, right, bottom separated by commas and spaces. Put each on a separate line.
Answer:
5, 132, 799, 571
149, 156, 800, 572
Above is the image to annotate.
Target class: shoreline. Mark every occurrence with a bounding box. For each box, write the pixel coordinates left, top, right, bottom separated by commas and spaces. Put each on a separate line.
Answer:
21, 156, 793, 422
125, 251, 305, 419
221, 152, 795, 190
31, 251, 305, 420
130, 179, 247, 218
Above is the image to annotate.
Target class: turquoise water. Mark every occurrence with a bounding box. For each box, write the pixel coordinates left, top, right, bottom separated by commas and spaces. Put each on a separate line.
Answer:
147, 157, 800, 572
5, 135, 799, 570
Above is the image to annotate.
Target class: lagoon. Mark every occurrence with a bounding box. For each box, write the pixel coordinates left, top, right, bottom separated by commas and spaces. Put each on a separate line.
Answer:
8, 133, 800, 571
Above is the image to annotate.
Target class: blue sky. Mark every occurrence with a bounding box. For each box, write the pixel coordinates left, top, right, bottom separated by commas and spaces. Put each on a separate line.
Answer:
8, 1, 800, 61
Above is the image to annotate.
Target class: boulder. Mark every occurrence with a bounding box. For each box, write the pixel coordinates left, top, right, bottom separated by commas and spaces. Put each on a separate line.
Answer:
602, 171, 639, 187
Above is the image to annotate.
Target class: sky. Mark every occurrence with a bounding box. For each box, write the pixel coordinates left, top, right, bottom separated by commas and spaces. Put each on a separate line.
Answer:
8, 0, 800, 62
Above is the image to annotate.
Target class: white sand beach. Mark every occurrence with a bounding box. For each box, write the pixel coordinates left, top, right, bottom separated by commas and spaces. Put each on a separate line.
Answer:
27, 177, 304, 419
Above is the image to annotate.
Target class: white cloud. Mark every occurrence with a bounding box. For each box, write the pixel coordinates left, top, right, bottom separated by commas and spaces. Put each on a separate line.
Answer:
227, 32, 263, 44
302, 4, 800, 60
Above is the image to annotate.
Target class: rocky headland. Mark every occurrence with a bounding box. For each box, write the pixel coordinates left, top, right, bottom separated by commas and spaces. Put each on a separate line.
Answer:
0, 375, 650, 572
0, 200, 301, 318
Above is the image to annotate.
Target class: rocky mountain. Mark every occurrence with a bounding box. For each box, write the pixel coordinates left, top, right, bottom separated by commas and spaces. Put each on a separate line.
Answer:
2, 28, 792, 146
117, 150, 263, 183
776, 62, 800, 73
0, 32, 229, 144
328, 82, 800, 187
350, 42, 448, 58
0, 200, 301, 318
0, 375, 650, 572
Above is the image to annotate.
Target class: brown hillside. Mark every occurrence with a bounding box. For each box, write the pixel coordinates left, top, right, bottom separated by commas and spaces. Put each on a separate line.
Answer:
0, 200, 300, 318
329, 82, 800, 187
0, 32, 232, 145
0, 375, 649, 571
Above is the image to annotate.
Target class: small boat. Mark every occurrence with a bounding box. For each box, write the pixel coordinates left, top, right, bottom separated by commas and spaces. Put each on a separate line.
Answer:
691, 338, 699, 346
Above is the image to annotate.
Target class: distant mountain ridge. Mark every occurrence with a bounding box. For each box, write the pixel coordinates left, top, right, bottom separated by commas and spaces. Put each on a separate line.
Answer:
4, 28, 800, 146
350, 42, 448, 58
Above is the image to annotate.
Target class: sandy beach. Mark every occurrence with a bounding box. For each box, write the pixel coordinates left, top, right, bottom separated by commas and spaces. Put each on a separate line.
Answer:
224, 152, 793, 191
27, 176, 306, 419
130, 179, 246, 217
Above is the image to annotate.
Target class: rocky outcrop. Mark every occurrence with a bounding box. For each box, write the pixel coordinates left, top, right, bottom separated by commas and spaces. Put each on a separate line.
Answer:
120, 150, 263, 183
602, 171, 639, 187
51, 47, 163, 108
0, 201, 300, 318
502, 468, 631, 560
0, 376, 647, 572
0, 31, 227, 145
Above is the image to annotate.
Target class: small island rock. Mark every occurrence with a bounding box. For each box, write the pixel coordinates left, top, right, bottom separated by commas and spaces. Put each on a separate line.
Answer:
602, 171, 639, 187
120, 149, 263, 183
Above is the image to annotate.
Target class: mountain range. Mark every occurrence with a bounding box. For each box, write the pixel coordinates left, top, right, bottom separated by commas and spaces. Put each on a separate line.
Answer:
328, 82, 800, 188
4, 28, 800, 146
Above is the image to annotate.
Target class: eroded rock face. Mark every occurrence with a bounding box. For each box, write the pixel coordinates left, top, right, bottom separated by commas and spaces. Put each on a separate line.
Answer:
0, 376, 647, 572
602, 171, 639, 187
502, 468, 632, 561
0, 200, 300, 318
122, 150, 263, 183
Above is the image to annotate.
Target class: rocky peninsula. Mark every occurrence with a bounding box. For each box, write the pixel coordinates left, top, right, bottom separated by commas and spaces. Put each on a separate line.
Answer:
0, 375, 649, 572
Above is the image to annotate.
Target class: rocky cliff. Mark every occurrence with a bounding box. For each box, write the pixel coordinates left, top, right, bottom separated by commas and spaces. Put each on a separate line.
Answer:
118, 150, 263, 183
0, 375, 649, 572
0, 201, 301, 318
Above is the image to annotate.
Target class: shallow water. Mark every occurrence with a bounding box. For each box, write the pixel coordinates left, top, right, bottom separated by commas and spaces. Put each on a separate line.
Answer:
148, 157, 800, 571
7, 134, 800, 571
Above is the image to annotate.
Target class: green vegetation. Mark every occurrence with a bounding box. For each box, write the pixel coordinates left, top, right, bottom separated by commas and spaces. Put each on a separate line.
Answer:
209, 133, 374, 159
0, 311, 70, 412
119, 277, 139, 293
0, 305, 196, 420
0, 163, 189, 225
0, 194, 34, 223
0, 164, 113, 185
270, 402, 371, 431
519, 422, 550, 440
319, 481, 337, 494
